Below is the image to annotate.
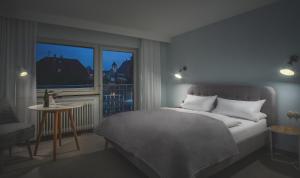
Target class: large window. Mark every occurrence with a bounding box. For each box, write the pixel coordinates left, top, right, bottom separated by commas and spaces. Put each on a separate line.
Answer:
36, 42, 94, 89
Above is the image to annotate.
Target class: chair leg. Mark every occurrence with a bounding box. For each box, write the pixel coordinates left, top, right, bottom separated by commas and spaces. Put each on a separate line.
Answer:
0, 150, 4, 173
105, 139, 109, 150
26, 140, 33, 159
8, 147, 12, 157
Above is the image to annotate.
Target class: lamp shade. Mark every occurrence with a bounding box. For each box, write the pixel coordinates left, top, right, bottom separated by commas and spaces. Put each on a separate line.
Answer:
174, 73, 182, 79
19, 70, 28, 77
174, 66, 187, 79
279, 55, 299, 77
280, 68, 295, 76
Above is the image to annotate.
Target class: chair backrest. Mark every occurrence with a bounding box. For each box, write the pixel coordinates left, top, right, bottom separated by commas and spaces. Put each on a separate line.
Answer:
0, 99, 18, 124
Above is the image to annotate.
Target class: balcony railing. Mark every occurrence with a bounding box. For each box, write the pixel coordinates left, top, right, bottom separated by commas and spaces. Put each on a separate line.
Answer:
103, 84, 134, 117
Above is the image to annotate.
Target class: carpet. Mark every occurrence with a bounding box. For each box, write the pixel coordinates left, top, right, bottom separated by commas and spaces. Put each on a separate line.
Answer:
1, 134, 299, 178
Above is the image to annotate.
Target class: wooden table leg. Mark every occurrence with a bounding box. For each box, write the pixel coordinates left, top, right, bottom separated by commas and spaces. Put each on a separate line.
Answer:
53, 111, 58, 161
58, 112, 62, 147
34, 111, 46, 156
68, 110, 80, 150
298, 136, 300, 168
269, 129, 273, 160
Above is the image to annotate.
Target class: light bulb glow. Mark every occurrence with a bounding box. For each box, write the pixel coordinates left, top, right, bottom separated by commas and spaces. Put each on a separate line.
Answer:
174, 73, 182, 79
19, 71, 28, 77
280, 68, 295, 76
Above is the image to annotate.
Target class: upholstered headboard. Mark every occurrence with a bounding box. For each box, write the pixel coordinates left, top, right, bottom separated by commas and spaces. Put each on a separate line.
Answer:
187, 84, 277, 126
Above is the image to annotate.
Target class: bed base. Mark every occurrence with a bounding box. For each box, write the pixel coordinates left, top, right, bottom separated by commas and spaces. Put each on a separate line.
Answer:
104, 130, 268, 178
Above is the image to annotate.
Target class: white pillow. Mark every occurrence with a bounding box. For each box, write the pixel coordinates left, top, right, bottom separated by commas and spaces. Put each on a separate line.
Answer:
253, 112, 267, 120
212, 97, 266, 122
181, 95, 217, 112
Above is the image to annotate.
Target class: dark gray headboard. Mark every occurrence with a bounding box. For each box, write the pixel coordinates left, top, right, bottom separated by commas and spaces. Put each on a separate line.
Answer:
187, 84, 277, 126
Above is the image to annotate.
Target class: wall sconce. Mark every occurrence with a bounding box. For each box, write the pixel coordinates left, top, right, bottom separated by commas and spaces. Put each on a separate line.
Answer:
19, 70, 28, 77
17, 67, 29, 77
174, 66, 187, 79
279, 55, 299, 76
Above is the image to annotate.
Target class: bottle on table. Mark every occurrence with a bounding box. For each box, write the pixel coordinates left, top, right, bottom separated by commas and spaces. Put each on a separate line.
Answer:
43, 89, 49, 107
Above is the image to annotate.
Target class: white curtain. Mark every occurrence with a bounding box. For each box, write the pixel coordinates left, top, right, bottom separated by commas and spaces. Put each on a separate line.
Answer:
139, 39, 161, 110
0, 16, 37, 124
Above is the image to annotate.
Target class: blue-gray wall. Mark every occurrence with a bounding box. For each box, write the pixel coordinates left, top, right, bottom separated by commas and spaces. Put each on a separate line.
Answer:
160, 43, 169, 107
165, 0, 300, 152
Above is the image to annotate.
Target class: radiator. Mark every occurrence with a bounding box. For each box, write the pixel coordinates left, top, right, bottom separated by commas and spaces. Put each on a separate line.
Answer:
36, 103, 95, 136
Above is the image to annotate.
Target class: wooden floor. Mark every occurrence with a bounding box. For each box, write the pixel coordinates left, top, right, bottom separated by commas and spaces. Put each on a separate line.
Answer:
1, 134, 299, 178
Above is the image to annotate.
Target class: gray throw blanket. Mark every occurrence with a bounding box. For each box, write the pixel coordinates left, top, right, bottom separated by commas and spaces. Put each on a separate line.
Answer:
98, 109, 239, 178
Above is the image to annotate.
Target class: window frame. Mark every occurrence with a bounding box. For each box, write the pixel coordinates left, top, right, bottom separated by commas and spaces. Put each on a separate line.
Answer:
36, 38, 100, 97
100, 46, 138, 111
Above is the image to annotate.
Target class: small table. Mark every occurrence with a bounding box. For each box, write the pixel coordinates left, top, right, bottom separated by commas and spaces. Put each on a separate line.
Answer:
269, 125, 300, 169
28, 104, 82, 161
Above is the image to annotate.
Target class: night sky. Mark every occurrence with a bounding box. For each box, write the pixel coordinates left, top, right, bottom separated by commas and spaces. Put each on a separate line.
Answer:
36, 43, 133, 71
102, 50, 133, 71
36, 43, 94, 69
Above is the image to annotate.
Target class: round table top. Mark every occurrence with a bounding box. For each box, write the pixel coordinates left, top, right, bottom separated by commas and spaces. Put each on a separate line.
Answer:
271, 125, 300, 136
28, 103, 83, 111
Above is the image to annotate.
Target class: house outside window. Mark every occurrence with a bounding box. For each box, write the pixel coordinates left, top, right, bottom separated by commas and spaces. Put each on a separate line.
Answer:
102, 49, 135, 117
36, 42, 95, 89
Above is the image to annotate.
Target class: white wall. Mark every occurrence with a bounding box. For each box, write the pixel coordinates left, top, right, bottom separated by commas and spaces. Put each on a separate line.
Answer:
38, 23, 140, 48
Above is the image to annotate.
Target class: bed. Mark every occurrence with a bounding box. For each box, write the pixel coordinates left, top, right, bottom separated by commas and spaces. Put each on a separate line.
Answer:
98, 84, 276, 178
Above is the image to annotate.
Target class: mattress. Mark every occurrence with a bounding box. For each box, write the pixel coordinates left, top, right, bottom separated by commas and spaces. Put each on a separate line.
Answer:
164, 107, 267, 144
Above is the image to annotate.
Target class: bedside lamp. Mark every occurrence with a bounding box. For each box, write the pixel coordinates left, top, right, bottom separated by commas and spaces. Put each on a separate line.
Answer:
287, 111, 300, 120
279, 55, 299, 76
19, 70, 28, 77
174, 66, 187, 79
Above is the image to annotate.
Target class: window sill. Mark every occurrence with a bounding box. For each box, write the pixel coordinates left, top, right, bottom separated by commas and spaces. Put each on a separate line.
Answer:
36, 90, 100, 98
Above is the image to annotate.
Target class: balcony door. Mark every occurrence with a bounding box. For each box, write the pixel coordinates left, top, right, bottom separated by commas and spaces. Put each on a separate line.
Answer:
102, 48, 136, 117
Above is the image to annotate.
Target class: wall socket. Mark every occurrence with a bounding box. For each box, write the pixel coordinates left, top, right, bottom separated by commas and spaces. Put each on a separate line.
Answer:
287, 111, 300, 119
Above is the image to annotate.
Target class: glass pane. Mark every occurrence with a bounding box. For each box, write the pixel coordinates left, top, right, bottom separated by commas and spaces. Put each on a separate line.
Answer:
102, 50, 134, 117
36, 42, 94, 89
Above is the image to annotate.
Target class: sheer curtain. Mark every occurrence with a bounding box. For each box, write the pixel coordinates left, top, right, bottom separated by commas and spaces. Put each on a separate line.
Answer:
0, 16, 37, 125
139, 39, 161, 110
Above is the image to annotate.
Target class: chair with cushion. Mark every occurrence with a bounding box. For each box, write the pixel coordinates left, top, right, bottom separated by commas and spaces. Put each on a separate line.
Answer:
0, 100, 35, 170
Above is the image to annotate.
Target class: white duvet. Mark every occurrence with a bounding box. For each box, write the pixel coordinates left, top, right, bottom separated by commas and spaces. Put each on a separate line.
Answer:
98, 108, 239, 178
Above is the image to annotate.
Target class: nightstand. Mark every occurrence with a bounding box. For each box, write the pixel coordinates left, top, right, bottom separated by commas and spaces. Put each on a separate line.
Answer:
269, 125, 300, 169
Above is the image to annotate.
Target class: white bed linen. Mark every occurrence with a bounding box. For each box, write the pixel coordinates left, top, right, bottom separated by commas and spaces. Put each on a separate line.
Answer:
163, 107, 267, 143
163, 107, 242, 128
229, 118, 267, 143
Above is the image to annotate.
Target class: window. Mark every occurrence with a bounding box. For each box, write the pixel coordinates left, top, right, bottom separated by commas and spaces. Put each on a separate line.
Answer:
36, 42, 94, 89
102, 49, 135, 116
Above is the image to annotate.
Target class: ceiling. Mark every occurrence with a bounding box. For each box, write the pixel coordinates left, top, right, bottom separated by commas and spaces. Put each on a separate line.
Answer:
0, 0, 279, 42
